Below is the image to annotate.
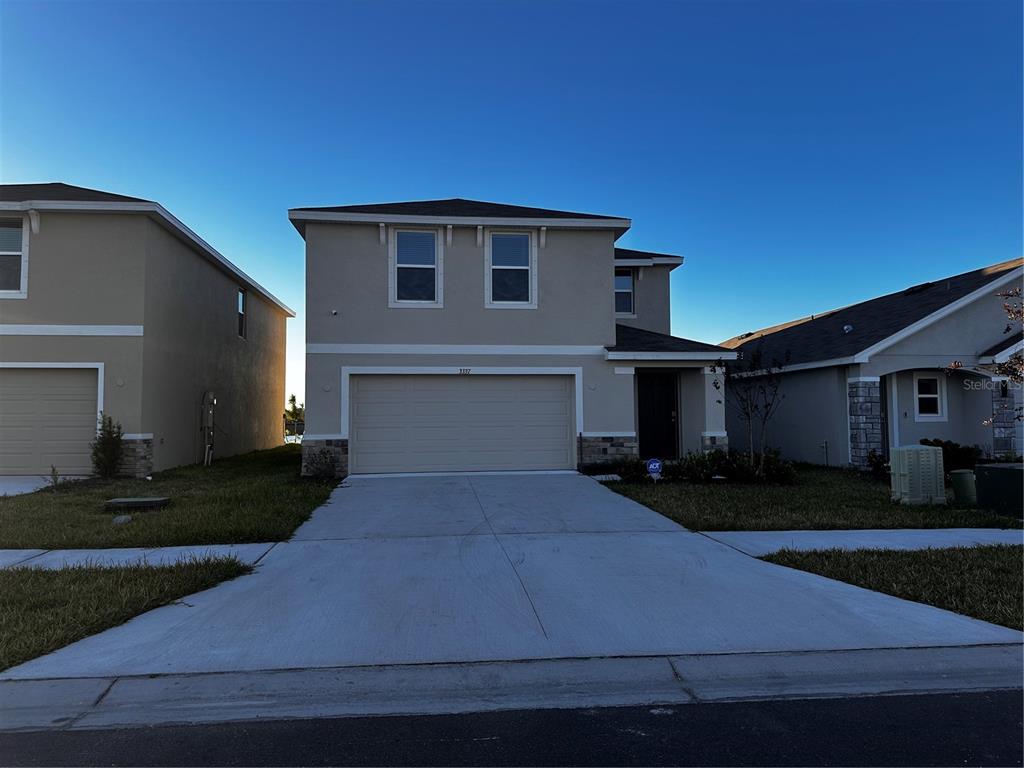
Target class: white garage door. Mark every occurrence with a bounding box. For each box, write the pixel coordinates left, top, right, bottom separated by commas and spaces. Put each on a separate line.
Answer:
349, 374, 575, 474
0, 368, 98, 475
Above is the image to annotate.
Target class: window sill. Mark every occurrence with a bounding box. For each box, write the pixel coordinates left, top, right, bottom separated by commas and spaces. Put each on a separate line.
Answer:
615, 313, 637, 319
388, 300, 445, 309
485, 302, 537, 310
0, 291, 27, 300
913, 414, 948, 423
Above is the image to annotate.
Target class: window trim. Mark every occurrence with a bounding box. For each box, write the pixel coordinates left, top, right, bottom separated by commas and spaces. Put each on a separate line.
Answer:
484, 229, 537, 309
913, 371, 947, 422
614, 267, 635, 317
388, 226, 444, 309
237, 288, 247, 339
0, 215, 29, 299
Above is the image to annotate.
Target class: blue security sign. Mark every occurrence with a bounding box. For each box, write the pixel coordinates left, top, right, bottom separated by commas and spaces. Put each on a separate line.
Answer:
646, 458, 663, 478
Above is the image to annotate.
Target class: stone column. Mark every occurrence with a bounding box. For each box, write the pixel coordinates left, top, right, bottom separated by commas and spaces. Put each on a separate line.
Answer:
579, 435, 640, 466
701, 366, 728, 452
301, 438, 349, 478
119, 437, 154, 478
991, 379, 1019, 457
848, 378, 883, 469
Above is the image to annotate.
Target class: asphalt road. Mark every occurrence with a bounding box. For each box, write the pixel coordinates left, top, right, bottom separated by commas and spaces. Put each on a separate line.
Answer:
2, 691, 1021, 767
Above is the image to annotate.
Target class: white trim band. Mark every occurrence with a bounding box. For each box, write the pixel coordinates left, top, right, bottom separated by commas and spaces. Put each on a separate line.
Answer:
309, 343, 606, 356
0, 324, 144, 336
581, 431, 636, 438
606, 351, 737, 361
847, 376, 881, 383
122, 433, 154, 440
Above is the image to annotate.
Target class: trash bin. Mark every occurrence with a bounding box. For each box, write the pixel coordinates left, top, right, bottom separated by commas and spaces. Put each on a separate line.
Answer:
949, 469, 976, 506
975, 463, 1023, 516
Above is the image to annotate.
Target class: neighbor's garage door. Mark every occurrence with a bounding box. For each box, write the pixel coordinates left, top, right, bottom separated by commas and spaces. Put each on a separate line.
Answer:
349, 374, 575, 474
0, 368, 97, 475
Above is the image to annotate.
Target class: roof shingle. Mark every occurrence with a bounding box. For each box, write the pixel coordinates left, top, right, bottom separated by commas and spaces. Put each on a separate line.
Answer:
721, 259, 1023, 367
609, 324, 731, 355
0, 182, 151, 203
290, 197, 620, 220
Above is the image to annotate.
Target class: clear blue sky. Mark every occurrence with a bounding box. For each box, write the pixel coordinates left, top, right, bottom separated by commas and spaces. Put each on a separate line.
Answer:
2, 0, 1020, 403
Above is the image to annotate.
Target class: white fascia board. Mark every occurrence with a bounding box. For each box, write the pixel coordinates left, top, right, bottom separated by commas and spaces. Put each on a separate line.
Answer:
614, 257, 685, 267
988, 339, 1024, 364
852, 267, 1023, 363
0, 200, 295, 317
308, 343, 606, 356
288, 209, 631, 233
605, 350, 737, 361
730, 356, 857, 378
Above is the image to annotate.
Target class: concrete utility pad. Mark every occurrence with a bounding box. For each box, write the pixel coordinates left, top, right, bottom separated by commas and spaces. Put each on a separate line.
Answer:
3, 475, 1021, 681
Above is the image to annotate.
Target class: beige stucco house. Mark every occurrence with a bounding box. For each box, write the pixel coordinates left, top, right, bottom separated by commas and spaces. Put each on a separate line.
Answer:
290, 198, 733, 477
721, 259, 1023, 468
0, 183, 293, 477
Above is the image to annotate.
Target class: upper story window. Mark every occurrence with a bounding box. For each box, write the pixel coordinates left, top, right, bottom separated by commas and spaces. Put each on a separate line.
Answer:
615, 268, 634, 315
237, 289, 247, 338
485, 231, 537, 309
390, 228, 443, 308
913, 372, 946, 422
0, 218, 27, 299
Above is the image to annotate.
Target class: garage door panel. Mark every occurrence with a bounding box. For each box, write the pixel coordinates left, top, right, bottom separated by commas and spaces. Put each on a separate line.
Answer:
0, 369, 97, 475
349, 374, 574, 474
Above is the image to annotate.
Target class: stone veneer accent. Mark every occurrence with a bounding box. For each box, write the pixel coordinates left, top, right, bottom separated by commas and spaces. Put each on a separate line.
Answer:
302, 439, 349, 478
579, 435, 639, 466
119, 437, 153, 479
848, 380, 883, 469
701, 434, 729, 452
991, 382, 1020, 457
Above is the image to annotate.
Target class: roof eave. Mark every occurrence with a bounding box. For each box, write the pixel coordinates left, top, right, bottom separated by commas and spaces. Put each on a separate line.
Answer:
0, 200, 295, 317
287, 209, 632, 239
606, 350, 737, 361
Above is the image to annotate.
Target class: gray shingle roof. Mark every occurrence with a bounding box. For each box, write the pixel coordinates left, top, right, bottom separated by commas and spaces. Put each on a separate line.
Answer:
979, 334, 1023, 359
609, 324, 731, 355
615, 247, 683, 261
0, 182, 151, 203
290, 198, 620, 220
721, 259, 1023, 367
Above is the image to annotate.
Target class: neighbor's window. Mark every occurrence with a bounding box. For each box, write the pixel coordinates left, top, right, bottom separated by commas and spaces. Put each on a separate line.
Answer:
0, 219, 24, 295
394, 230, 439, 304
914, 373, 946, 421
615, 268, 634, 314
487, 232, 535, 307
237, 289, 247, 338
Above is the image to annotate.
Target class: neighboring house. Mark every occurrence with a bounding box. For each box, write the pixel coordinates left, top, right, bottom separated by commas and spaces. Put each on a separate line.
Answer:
0, 183, 294, 477
289, 198, 733, 477
721, 259, 1024, 468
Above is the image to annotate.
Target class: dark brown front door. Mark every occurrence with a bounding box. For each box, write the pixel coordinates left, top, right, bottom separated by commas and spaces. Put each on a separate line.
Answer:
638, 372, 678, 460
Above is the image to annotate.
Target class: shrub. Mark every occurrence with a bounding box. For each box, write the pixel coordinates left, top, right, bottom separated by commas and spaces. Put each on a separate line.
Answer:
920, 439, 982, 473
866, 449, 889, 480
589, 449, 795, 485
90, 413, 124, 478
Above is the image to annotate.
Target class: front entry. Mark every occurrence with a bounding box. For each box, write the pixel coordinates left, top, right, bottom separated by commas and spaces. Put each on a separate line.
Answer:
638, 371, 678, 460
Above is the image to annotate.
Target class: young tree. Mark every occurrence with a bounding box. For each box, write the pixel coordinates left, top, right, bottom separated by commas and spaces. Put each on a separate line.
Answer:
723, 345, 788, 476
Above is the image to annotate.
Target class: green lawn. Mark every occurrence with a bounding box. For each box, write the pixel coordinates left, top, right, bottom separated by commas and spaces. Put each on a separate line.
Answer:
610, 466, 1022, 531
763, 545, 1024, 631
0, 445, 336, 549
0, 557, 251, 671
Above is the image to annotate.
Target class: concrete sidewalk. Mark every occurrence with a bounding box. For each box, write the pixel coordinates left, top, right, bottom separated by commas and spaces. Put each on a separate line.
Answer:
1, 644, 1020, 732
0, 543, 276, 570
706, 528, 1024, 557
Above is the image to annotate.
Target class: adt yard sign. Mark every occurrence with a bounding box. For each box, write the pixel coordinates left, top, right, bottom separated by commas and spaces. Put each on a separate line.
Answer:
646, 458, 663, 481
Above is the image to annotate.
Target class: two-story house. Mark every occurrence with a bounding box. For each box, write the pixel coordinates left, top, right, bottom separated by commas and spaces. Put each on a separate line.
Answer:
0, 183, 293, 478
290, 198, 734, 477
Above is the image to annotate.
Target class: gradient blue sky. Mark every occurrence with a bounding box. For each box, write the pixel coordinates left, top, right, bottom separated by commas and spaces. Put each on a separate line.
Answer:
2, 0, 1020, 403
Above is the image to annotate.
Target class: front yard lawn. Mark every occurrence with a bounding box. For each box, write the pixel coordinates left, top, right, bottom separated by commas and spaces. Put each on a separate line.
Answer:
762, 545, 1023, 631
0, 557, 251, 671
0, 445, 335, 549
610, 466, 1022, 531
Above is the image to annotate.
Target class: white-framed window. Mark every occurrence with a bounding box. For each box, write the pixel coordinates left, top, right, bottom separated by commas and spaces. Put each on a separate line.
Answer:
0, 217, 28, 299
237, 289, 247, 338
615, 267, 635, 315
913, 372, 947, 422
389, 227, 443, 308
485, 230, 537, 309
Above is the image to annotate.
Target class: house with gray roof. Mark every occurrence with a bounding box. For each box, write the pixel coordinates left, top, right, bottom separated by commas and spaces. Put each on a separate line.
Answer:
721, 259, 1023, 468
290, 198, 734, 476
0, 183, 293, 477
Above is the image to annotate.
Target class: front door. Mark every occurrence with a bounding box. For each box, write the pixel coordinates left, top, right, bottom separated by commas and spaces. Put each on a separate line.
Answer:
638, 372, 678, 460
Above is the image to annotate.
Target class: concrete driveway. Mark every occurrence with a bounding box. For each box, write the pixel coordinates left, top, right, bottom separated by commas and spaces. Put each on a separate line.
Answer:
4, 474, 1020, 680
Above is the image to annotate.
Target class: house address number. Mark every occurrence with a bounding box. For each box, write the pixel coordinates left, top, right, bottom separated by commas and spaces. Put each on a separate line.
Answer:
458, 368, 472, 375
